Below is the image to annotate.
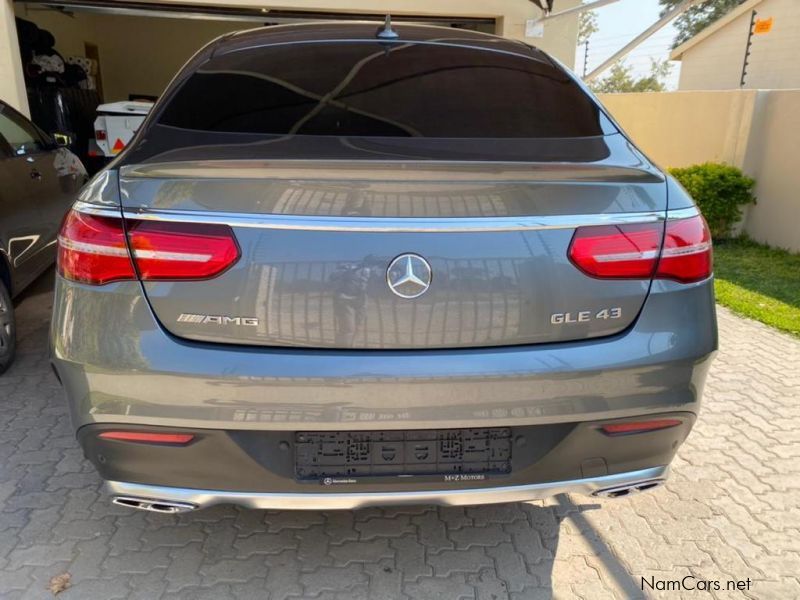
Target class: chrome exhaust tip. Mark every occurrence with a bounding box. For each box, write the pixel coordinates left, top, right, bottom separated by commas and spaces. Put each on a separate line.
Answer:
112, 496, 196, 514
593, 479, 665, 499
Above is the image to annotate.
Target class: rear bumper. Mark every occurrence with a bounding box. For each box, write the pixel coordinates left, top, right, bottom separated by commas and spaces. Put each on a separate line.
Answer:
76, 416, 693, 494
51, 277, 717, 432
53, 274, 714, 505
105, 465, 668, 511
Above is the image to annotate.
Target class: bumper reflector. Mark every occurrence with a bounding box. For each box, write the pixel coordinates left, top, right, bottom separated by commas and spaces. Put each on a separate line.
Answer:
98, 431, 195, 445
601, 419, 682, 436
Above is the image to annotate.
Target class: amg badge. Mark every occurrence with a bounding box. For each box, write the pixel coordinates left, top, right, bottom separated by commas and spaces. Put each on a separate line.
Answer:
177, 314, 259, 326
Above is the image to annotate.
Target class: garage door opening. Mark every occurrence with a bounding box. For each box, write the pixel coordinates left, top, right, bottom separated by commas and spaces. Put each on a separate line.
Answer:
13, 0, 496, 172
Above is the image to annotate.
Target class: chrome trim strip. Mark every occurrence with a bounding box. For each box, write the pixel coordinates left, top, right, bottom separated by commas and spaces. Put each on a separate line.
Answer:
666, 206, 700, 220
594, 249, 659, 263
57, 236, 129, 257
123, 211, 667, 233
74, 202, 666, 233
105, 466, 668, 511
73, 201, 123, 217
75, 201, 699, 233
661, 241, 711, 257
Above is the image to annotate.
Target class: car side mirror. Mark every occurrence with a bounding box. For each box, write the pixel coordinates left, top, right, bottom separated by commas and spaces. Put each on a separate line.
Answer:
52, 132, 72, 147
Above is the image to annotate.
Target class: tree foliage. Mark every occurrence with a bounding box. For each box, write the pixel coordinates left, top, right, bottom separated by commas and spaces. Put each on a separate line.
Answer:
589, 60, 673, 93
659, 0, 747, 47
578, 8, 598, 45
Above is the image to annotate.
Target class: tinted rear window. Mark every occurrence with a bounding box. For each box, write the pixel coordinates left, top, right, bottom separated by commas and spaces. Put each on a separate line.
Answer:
158, 42, 608, 138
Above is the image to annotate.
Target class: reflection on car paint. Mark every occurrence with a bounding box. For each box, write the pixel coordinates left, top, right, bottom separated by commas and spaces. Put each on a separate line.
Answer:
53, 147, 87, 178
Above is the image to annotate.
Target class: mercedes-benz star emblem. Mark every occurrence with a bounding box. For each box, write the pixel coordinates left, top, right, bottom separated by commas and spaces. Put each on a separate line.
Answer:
386, 254, 432, 299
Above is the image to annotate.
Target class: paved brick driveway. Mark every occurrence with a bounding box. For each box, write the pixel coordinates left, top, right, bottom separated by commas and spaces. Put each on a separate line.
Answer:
1, 273, 798, 599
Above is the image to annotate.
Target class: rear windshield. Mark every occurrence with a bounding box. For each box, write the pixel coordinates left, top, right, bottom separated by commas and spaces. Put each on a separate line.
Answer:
158, 41, 610, 139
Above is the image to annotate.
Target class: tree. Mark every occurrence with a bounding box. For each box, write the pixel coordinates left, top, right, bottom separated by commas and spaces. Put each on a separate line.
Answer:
578, 7, 598, 45
589, 59, 673, 93
659, 0, 747, 47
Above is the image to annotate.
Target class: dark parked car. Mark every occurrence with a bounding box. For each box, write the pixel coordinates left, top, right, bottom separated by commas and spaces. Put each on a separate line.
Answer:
0, 99, 86, 373
51, 23, 717, 513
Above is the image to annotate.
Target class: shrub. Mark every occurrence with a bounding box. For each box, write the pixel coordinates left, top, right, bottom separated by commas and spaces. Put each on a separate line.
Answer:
668, 163, 756, 239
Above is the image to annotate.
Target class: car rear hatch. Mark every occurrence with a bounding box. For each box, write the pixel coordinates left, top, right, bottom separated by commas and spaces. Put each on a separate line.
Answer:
109, 32, 669, 350
116, 151, 667, 349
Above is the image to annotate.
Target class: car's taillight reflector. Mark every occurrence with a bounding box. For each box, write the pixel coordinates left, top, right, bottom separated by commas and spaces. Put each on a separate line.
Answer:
98, 431, 195, 445
655, 215, 712, 283
601, 419, 682, 436
57, 210, 136, 285
95, 129, 107, 141
57, 209, 240, 285
568, 223, 662, 279
127, 220, 239, 280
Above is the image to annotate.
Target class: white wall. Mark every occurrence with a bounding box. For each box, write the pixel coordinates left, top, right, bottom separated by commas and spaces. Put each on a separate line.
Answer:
742, 90, 800, 251
678, 0, 800, 90
600, 89, 800, 252
600, 90, 759, 169
0, 0, 28, 114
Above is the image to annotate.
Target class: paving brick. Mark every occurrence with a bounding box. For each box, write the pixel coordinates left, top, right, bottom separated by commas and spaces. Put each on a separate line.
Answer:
299, 564, 367, 596
198, 554, 269, 585
355, 514, 415, 540
427, 546, 494, 577
403, 574, 474, 600
261, 550, 303, 599
390, 536, 431, 582
364, 558, 405, 600
328, 538, 393, 567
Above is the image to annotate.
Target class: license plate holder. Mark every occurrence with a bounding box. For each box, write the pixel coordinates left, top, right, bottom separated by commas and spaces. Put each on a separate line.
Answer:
295, 428, 512, 482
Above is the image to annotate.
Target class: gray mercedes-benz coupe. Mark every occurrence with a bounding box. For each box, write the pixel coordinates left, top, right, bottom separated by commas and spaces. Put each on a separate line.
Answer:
51, 22, 717, 513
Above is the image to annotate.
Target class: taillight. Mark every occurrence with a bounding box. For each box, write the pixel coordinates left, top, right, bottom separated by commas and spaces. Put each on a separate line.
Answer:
568, 214, 712, 283
127, 221, 240, 280
568, 223, 662, 279
98, 431, 195, 445
601, 419, 682, 436
655, 215, 712, 283
57, 210, 136, 285
57, 209, 240, 285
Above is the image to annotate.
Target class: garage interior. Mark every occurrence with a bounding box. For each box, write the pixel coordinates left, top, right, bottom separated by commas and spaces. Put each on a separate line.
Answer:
13, 0, 497, 170
16, 1, 496, 103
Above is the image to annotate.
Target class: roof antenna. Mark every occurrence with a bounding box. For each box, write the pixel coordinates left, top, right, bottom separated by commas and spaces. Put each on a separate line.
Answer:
376, 15, 399, 40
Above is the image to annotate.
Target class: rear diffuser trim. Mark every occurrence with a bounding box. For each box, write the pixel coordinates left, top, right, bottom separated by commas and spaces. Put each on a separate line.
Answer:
105, 466, 668, 510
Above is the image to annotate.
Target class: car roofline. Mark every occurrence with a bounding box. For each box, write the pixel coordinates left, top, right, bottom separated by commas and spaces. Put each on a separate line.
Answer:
212, 21, 542, 60
210, 38, 551, 66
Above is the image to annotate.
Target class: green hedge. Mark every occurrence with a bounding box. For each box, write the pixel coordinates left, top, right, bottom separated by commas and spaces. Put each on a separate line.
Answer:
668, 163, 756, 239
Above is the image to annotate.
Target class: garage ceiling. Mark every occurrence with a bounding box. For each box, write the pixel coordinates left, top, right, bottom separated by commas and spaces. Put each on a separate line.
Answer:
17, 0, 496, 26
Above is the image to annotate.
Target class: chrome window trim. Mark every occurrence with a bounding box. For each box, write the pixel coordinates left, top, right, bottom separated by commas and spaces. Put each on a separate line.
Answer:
73, 201, 700, 233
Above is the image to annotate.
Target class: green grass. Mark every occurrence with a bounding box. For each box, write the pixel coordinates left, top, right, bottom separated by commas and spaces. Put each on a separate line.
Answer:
713, 237, 800, 337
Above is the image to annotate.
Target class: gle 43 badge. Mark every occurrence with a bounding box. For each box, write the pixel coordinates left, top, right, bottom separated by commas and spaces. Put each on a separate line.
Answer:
551, 307, 622, 325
